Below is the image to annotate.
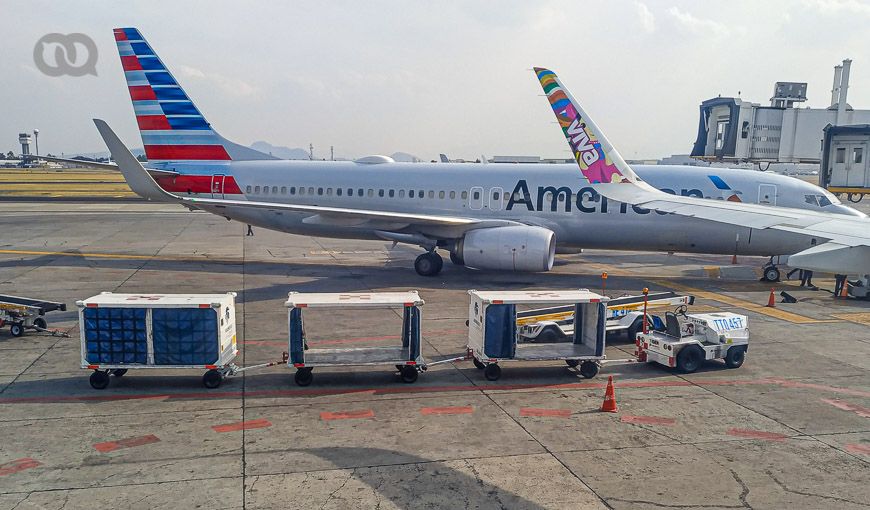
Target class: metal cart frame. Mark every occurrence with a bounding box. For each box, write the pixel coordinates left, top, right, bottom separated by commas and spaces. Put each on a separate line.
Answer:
467, 289, 609, 381
0, 294, 67, 337
285, 291, 425, 386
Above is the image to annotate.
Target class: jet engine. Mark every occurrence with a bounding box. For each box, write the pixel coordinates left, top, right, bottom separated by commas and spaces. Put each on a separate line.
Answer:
454, 226, 556, 272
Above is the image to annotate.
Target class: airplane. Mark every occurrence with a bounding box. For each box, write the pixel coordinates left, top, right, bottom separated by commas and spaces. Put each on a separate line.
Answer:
533, 67, 870, 287
97, 27, 864, 279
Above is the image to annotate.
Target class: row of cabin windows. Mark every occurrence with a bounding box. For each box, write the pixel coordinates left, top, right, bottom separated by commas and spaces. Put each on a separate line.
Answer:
244, 185, 479, 201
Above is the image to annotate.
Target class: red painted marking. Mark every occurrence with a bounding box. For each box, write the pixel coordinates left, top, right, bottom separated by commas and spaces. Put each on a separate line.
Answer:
136, 115, 171, 131
212, 418, 272, 433
821, 398, 870, 418
621, 415, 676, 426
120, 55, 141, 71
0, 458, 40, 476
153, 174, 242, 195
93, 434, 160, 453
113, 30, 128, 41
128, 86, 157, 101
421, 406, 473, 415
321, 410, 374, 421
726, 428, 787, 442
770, 378, 870, 398
845, 443, 870, 455
145, 145, 231, 161
520, 407, 571, 418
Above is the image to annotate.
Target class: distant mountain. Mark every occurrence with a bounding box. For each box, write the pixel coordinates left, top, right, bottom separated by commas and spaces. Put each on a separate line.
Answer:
250, 141, 310, 160
390, 152, 423, 163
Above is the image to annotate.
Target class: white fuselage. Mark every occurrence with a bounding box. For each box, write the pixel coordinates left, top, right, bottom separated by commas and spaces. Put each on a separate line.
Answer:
167, 161, 861, 257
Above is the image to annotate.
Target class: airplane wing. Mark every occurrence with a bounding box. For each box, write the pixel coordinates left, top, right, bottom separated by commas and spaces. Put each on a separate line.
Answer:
23, 154, 178, 176
94, 119, 519, 237
533, 68, 870, 275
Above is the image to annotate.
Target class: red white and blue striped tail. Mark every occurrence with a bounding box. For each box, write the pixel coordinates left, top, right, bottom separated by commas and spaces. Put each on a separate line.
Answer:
113, 27, 275, 164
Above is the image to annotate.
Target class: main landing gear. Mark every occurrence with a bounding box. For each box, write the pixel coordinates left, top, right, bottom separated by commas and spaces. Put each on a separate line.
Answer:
761, 257, 781, 282
414, 251, 443, 277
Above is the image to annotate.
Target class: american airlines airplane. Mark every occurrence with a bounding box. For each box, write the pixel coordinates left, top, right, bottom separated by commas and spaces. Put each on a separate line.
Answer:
95, 27, 864, 279
533, 67, 870, 284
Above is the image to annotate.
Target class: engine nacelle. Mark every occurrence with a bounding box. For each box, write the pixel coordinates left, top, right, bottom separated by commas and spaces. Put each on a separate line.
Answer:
456, 226, 556, 272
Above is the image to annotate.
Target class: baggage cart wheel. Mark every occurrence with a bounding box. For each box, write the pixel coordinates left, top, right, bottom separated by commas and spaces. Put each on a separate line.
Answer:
89, 370, 110, 390
566, 359, 580, 368
33, 317, 47, 330
294, 368, 313, 387
484, 363, 501, 381
203, 369, 223, 389
676, 346, 704, 374
400, 365, 418, 383
111, 369, 128, 377
579, 361, 600, 379
10, 323, 24, 337
724, 346, 746, 369
473, 358, 486, 370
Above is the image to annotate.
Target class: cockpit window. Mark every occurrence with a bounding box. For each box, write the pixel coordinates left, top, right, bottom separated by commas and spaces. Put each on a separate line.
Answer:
804, 195, 819, 206
806, 194, 834, 207
817, 195, 832, 207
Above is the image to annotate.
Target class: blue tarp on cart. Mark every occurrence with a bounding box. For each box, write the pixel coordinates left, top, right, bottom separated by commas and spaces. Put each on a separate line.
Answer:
152, 308, 219, 365
83, 307, 148, 364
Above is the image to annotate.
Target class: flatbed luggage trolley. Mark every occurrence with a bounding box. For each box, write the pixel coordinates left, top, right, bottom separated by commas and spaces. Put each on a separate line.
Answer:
467, 290, 609, 381
286, 291, 425, 386
78, 292, 239, 389
0, 294, 67, 337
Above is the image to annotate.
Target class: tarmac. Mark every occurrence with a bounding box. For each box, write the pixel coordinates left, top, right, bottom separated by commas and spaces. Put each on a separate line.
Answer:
0, 198, 868, 509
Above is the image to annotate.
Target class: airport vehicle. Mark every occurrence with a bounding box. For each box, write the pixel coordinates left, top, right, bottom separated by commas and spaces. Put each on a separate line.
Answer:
517, 291, 693, 342
286, 291, 425, 386
467, 290, 607, 381
534, 67, 870, 289
0, 294, 66, 337
78, 292, 240, 389
635, 307, 749, 373
92, 27, 863, 280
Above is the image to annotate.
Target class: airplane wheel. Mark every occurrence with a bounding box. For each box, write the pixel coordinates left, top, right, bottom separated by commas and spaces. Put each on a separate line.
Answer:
414, 252, 443, 277
762, 266, 780, 282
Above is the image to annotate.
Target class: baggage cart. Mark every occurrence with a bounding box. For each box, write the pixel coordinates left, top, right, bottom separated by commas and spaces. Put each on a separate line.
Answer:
467, 289, 609, 381
0, 294, 67, 337
286, 291, 425, 386
78, 292, 239, 389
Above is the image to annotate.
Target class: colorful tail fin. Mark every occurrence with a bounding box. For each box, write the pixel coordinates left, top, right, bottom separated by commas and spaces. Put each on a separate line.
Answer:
534, 67, 654, 190
113, 27, 275, 164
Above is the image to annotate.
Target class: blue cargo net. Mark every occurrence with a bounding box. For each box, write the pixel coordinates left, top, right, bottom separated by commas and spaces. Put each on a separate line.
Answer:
84, 307, 147, 364
152, 308, 219, 365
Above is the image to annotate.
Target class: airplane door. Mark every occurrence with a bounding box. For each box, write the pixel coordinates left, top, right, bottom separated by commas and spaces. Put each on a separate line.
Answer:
489, 187, 504, 211
211, 174, 226, 199
758, 184, 776, 205
469, 186, 484, 210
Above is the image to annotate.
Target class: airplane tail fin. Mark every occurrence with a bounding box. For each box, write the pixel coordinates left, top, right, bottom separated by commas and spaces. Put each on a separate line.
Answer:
113, 27, 276, 164
533, 68, 656, 192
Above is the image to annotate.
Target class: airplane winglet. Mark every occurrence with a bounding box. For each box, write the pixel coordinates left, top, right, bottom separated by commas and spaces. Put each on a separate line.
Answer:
533, 68, 657, 194
93, 119, 181, 202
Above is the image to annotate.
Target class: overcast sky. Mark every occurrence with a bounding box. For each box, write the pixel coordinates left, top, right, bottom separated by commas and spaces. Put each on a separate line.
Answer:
3, 0, 869, 161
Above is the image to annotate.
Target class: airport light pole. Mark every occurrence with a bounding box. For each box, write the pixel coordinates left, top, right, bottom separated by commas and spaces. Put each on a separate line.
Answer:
33, 129, 39, 158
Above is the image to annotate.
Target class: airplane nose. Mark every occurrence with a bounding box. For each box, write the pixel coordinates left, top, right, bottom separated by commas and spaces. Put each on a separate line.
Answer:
832, 204, 867, 217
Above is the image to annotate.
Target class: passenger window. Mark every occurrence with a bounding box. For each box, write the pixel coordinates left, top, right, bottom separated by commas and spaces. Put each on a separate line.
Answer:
358, 188, 364, 196
347, 188, 353, 196
308, 187, 314, 195
439, 191, 445, 199
473, 191, 480, 200
408, 190, 414, 198
836, 148, 846, 163
854, 148, 864, 164
388, 189, 395, 198
336, 188, 342, 196
461, 191, 468, 200
326, 188, 332, 196
272, 186, 278, 194
299, 187, 305, 195
378, 189, 384, 197
418, 190, 425, 198
263, 186, 269, 195
399, 190, 405, 198
317, 187, 323, 196
290, 187, 296, 195
368, 189, 374, 197
280, 186, 286, 194
449, 191, 455, 199
492, 191, 500, 201
428, 191, 434, 198
246, 185, 252, 193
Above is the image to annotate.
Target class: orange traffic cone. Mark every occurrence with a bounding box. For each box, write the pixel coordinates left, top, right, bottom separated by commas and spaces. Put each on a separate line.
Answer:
840, 280, 849, 298
731, 254, 738, 265
766, 288, 776, 308
600, 375, 618, 413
